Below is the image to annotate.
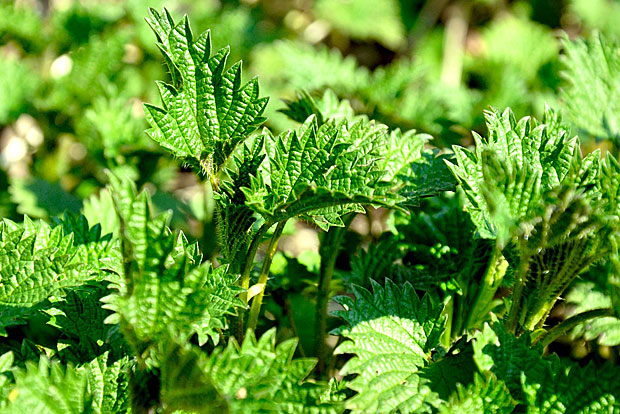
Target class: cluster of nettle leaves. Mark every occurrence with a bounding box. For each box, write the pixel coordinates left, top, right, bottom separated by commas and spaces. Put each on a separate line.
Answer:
1, 8, 620, 413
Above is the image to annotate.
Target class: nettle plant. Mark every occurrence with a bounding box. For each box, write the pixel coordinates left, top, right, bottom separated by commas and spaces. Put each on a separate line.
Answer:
1, 8, 620, 414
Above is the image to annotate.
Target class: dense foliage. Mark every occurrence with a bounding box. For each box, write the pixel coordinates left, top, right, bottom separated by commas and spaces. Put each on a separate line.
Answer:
1, 0, 620, 412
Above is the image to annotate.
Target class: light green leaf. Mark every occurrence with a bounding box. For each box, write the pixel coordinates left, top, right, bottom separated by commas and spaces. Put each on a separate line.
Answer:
144, 8, 268, 173
243, 116, 395, 228
561, 32, 620, 142
0, 214, 121, 333
333, 279, 445, 413
103, 177, 243, 360
2, 358, 91, 414
438, 373, 516, 414
446, 107, 582, 244
85, 353, 131, 414
482, 16, 558, 81
205, 329, 342, 413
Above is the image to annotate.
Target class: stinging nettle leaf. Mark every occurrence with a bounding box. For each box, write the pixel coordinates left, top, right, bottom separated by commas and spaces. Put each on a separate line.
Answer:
0, 214, 121, 334
205, 328, 342, 414
445, 106, 583, 244
102, 176, 243, 363
561, 32, 620, 143
243, 116, 397, 229
144, 8, 268, 175
333, 279, 445, 414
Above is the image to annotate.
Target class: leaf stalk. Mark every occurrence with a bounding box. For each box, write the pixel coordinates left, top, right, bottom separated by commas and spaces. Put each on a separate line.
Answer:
535, 308, 613, 348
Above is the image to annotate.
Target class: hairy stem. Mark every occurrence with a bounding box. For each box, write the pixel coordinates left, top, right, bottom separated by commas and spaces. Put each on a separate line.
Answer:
525, 239, 594, 331
535, 308, 613, 348
465, 246, 507, 330
506, 254, 531, 334
315, 218, 353, 376
247, 220, 287, 332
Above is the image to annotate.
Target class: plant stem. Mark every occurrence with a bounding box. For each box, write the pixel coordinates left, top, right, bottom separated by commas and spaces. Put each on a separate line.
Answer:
239, 223, 272, 300
465, 246, 507, 330
315, 218, 352, 376
525, 301, 555, 332
246, 220, 287, 332
535, 308, 613, 348
236, 221, 274, 341
284, 296, 306, 357
506, 254, 531, 334
525, 238, 593, 331
441, 296, 454, 348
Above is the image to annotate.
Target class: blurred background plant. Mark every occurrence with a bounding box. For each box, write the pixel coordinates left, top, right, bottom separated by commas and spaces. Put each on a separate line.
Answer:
2, 0, 620, 365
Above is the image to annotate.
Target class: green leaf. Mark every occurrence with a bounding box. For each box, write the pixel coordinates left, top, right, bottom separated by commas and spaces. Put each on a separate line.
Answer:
79, 82, 148, 159
0, 3, 43, 50
438, 373, 516, 414
159, 341, 228, 414
205, 329, 342, 413
0, 351, 14, 402
472, 323, 549, 401
243, 116, 395, 229
2, 353, 130, 414
0, 59, 39, 125
482, 16, 558, 82
82, 188, 120, 239
566, 281, 620, 346
214, 135, 265, 268
279, 90, 356, 126
280, 93, 454, 206
251, 41, 369, 95
0, 214, 121, 333
103, 177, 243, 361
333, 279, 445, 413
3, 358, 92, 414
571, 0, 620, 36
398, 148, 456, 205
85, 353, 131, 414
44, 288, 127, 364
144, 8, 268, 173
523, 360, 620, 413
446, 107, 582, 244
39, 29, 129, 116
561, 32, 620, 142
9, 178, 82, 220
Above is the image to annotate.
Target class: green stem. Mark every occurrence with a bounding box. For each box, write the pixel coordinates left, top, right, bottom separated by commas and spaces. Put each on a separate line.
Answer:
239, 222, 274, 302
525, 239, 594, 331
246, 220, 287, 332
525, 301, 555, 332
236, 221, 274, 341
441, 296, 454, 348
315, 219, 353, 376
465, 246, 507, 330
506, 254, 531, 334
535, 308, 613, 348
285, 296, 306, 357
